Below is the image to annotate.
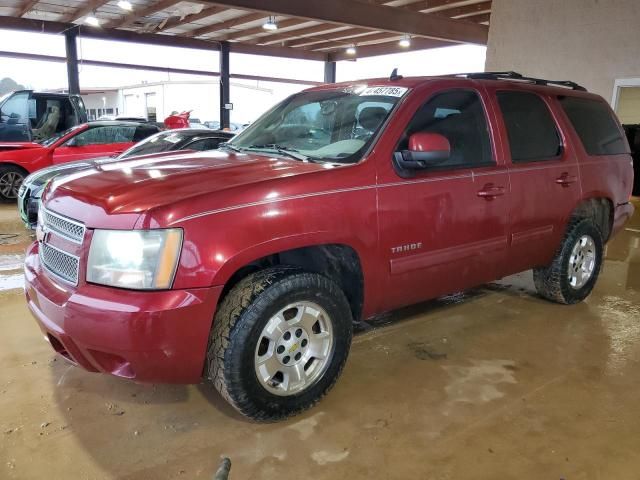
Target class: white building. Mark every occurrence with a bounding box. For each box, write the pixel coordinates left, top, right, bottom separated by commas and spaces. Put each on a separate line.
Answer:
79, 79, 306, 125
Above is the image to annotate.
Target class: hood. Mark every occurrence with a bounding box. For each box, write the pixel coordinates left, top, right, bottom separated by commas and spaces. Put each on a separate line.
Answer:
44, 150, 339, 228
26, 150, 190, 191
0, 142, 43, 152
24, 159, 98, 190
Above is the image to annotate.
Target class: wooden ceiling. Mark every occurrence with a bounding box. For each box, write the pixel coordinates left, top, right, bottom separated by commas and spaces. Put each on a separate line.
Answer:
1, 0, 491, 60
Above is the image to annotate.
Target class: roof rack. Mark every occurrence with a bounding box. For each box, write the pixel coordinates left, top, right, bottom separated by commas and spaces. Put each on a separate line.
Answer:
457, 71, 587, 91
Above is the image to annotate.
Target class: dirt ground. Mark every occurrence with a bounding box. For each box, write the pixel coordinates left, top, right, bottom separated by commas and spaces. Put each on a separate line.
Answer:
1, 201, 639, 479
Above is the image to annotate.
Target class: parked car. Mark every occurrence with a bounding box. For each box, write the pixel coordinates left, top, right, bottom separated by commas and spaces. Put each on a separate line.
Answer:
204, 121, 248, 132
0, 90, 87, 142
188, 117, 207, 129
97, 115, 149, 122
18, 128, 234, 227
25, 72, 634, 421
0, 121, 160, 201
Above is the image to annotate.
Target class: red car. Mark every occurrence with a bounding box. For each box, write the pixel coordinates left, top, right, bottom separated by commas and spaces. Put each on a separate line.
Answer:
0, 121, 160, 201
25, 72, 634, 421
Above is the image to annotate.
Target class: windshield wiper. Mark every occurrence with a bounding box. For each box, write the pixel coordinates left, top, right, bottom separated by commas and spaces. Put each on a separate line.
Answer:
219, 142, 244, 153
247, 144, 316, 162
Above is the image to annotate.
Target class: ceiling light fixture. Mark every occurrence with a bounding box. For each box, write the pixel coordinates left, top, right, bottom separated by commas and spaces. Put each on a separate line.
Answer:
117, 0, 133, 11
399, 35, 411, 48
346, 45, 357, 55
262, 16, 278, 31
85, 15, 100, 27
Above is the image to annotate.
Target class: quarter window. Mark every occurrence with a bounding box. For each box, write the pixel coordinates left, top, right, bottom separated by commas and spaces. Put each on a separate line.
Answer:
497, 91, 562, 162
559, 96, 628, 155
399, 90, 493, 169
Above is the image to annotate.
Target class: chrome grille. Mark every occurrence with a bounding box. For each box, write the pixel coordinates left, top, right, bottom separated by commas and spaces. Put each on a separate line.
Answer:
40, 242, 79, 285
42, 208, 86, 244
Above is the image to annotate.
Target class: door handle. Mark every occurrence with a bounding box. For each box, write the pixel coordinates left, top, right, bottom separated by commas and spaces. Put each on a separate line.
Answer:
477, 184, 505, 200
556, 172, 577, 187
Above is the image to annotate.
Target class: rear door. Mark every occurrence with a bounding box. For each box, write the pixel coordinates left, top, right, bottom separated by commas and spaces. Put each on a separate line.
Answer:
491, 88, 581, 274
377, 86, 511, 311
52, 125, 136, 164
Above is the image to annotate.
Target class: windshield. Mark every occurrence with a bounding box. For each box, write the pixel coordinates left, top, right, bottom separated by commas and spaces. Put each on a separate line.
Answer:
229, 86, 407, 163
120, 131, 187, 158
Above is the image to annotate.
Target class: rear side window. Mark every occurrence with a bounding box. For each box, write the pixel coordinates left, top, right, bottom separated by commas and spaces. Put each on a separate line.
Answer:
497, 91, 562, 162
559, 96, 628, 155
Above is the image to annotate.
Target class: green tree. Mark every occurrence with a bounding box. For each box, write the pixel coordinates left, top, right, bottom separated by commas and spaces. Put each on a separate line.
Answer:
0, 78, 26, 96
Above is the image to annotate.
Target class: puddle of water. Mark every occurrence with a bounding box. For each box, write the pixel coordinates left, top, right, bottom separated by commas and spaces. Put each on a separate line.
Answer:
0, 254, 24, 271
0, 273, 24, 291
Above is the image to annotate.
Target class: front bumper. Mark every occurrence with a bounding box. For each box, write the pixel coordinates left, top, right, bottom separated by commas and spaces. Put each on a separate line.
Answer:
24, 242, 223, 384
612, 201, 635, 237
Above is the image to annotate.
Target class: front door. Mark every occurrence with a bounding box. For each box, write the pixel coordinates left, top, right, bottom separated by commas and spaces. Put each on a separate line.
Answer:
377, 88, 510, 312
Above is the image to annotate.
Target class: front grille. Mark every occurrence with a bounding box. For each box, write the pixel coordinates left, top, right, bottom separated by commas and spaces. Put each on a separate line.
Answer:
42, 208, 86, 244
40, 242, 79, 285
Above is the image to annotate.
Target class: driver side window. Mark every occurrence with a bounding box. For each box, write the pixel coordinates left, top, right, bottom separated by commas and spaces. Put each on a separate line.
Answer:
400, 89, 494, 170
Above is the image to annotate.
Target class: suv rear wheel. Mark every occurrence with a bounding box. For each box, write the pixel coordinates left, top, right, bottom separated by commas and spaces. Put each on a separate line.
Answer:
533, 218, 604, 304
206, 266, 352, 421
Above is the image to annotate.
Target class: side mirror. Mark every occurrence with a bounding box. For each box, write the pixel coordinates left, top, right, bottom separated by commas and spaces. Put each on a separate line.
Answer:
394, 132, 450, 170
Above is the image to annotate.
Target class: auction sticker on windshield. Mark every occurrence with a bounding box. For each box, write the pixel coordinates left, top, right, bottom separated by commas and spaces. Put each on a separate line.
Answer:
359, 86, 407, 97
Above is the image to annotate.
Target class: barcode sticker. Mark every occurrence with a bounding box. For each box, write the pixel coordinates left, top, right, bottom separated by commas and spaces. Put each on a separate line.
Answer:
359, 86, 408, 97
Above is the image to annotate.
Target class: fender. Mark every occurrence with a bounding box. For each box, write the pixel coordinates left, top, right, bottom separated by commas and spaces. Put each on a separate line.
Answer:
210, 231, 369, 288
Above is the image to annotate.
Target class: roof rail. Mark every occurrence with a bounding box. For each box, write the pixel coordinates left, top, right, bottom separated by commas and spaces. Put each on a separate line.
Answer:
457, 71, 587, 91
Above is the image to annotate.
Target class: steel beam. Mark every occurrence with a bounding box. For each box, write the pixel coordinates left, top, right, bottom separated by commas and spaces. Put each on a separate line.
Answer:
0, 16, 327, 61
203, 0, 488, 44
0, 50, 321, 86
324, 61, 336, 83
64, 28, 81, 95
219, 41, 230, 129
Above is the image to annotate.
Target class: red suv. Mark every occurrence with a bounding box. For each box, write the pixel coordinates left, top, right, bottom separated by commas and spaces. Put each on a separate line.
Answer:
24, 72, 634, 421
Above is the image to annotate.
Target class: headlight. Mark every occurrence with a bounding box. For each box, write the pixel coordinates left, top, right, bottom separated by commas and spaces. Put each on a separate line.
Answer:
87, 229, 183, 290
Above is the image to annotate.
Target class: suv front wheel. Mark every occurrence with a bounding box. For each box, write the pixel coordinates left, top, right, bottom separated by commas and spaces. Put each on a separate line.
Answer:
533, 218, 604, 304
0, 165, 26, 202
206, 266, 353, 421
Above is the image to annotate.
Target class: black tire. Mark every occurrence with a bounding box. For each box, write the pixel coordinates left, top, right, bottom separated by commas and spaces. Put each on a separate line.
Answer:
533, 218, 604, 304
206, 266, 353, 421
0, 165, 26, 203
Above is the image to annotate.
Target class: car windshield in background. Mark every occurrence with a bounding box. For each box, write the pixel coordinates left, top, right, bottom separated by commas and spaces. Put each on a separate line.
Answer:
120, 131, 187, 158
229, 86, 407, 163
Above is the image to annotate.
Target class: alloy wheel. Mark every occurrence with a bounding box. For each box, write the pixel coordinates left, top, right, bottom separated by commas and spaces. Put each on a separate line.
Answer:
254, 301, 334, 396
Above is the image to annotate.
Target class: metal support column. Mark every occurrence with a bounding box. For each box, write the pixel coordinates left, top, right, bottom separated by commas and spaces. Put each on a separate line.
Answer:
64, 28, 80, 95
219, 41, 230, 129
324, 61, 336, 84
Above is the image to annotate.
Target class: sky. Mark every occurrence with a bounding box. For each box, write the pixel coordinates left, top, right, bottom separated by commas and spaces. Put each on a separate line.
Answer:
0, 29, 486, 91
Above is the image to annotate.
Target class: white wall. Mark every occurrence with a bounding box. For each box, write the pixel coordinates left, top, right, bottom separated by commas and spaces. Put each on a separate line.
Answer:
485, 0, 640, 102
79, 80, 308, 124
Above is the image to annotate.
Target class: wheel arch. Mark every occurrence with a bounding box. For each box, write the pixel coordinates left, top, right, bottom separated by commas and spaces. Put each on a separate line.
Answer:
570, 197, 614, 242
215, 241, 365, 323
0, 162, 30, 175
